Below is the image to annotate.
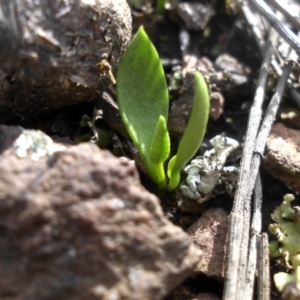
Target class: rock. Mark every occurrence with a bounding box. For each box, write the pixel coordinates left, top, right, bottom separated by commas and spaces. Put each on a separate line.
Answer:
214, 54, 251, 110
214, 54, 249, 87
263, 122, 300, 194
0, 126, 67, 161
209, 91, 225, 122
187, 208, 228, 281
168, 58, 227, 137
0, 125, 200, 300
0, 0, 132, 122
168, 72, 195, 136
177, 2, 215, 31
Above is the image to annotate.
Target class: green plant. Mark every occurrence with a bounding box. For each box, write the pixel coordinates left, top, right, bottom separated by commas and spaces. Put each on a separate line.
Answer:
273, 254, 300, 297
116, 26, 210, 190
156, 0, 166, 14
269, 194, 300, 296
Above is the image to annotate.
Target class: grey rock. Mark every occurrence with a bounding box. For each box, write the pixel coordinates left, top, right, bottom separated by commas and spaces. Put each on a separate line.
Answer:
177, 3, 215, 31
214, 54, 249, 87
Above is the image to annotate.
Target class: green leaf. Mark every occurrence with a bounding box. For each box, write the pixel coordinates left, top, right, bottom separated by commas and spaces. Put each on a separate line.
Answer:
116, 26, 169, 183
156, 0, 166, 14
150, 115, 170, 164
167, 71, 210, 190
149, 115, 170, 185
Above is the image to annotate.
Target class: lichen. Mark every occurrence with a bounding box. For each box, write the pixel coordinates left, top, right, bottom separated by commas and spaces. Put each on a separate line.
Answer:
269, 194, 300, 297
13, 128, 66, 161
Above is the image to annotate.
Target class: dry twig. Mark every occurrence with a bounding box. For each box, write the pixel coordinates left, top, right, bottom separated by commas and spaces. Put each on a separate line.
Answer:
223, 28, 275, 300
243, 1, 300, 106
258, 233, 271, 300
223, 1, 299, 298
224, 59, 293, 299
266, 0, 300, 31
244, 173, 263, 300
248, 0, 300, 56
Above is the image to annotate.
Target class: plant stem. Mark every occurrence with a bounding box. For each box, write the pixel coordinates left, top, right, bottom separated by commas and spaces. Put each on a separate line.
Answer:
153, 163, 167, 189
156, 0, 165, 14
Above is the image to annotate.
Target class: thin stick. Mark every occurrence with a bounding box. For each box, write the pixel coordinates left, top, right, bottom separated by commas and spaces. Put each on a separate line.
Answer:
258, 233, 271, 300
223, 2, 297, 299
248, 0, 300, 56
241, 65, 292, 294
266, 0, 300, 31
242, 3, 269, 54
243, 3, 300, 108
222, 29, 275, 300
249, 63, 293, 192
244, 173, 262, 300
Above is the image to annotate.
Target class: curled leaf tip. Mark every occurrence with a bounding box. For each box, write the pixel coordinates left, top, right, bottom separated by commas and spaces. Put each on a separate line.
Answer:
167, 71, 210, 190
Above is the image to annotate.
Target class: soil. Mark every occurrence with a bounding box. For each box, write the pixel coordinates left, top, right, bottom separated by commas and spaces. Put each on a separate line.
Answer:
2, 1, 300, 299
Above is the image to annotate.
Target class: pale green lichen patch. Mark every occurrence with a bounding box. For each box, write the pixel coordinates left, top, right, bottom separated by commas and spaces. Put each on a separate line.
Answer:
269, 194, 300, 294
13, 128, 66, 161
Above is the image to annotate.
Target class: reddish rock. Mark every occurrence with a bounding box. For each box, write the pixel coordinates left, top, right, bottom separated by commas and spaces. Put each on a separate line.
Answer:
188, 208, 228, 281
263, 122, 300, 193
0, 126, 200, 300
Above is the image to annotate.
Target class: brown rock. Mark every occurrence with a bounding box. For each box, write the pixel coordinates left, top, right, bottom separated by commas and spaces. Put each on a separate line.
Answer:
0, 0, 132, 122
0, 126, 200, 300
168, 59, 226, 136
263, 122, 300, 193
187, 208, 228, 281
210, 92, 224, 122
